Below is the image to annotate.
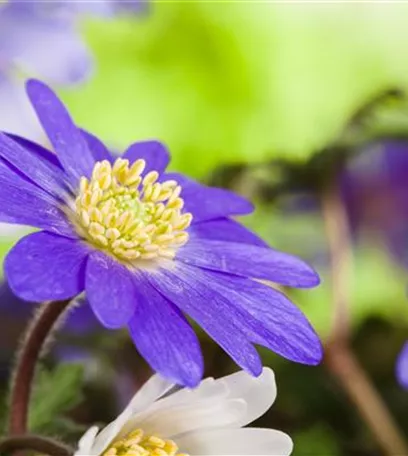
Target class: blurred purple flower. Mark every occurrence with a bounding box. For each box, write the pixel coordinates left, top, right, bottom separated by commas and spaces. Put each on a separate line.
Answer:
284, 140, 408, 268
341, 140, 408, 266
396, 342, 408, 389
0, 0, 143, 140
71, 0, 147, 17
0, 79, 322, 387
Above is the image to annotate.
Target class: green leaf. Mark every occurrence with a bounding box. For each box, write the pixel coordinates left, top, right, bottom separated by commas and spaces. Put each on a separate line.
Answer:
29, 363, 84, 433
293, 425, 340, 456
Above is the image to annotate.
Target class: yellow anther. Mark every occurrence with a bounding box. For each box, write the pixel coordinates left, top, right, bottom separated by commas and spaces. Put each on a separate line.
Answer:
105, 228, 120, 241
122, 250, 141, 260
128, 430, 144, 440
163, 441, 178, 456
80, 209, 90, 227
155, 234, 174, 244
73, 158, 192, 263
81, 192, 92, 207
79, 176, 89, 193
125, 159, 145, 185
150, 183, 162, 202
143, 224, 156, 234
148, 437, 165, 448
174, 232, 189, 245
157, 190, 173, 202
99, 172, 112, 190
90, 188, 102, 206
92, 161, 102, 176
143, 185, 153, 201
89, 207, 102, 223
168, 198, 184, 210
95, 234, 109, 247
142, 171, 159, 187
160, 209, 174, 222
104, 212, 117, 227
151, 450, 167, 456
117, 211, 132, 228
126, 437, 144, 447
113, 158, 129, 173
154, 204, 165, 218
89, 222, 105, 237
168, 186, 181, 205
104, 429, 188, 456
161, 180, 178, 189
174, 213, 193, 231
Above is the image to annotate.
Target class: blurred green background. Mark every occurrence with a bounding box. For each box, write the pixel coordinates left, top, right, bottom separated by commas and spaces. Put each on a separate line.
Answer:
4, 2, 408, 455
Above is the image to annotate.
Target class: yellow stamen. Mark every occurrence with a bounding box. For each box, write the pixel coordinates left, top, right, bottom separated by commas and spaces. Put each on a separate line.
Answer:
73, 159, 192, 262
103, 429, 187, 456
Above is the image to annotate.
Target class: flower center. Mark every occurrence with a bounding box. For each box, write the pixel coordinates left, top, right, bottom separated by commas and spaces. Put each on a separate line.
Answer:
103, 428, 188, 456
74, 158, 192, 261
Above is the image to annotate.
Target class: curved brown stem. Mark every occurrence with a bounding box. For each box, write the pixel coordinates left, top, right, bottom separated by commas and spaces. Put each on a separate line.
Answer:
326, 343, 408, 455
8, 299, 71, 436
321, 182, 352, 343
0, 434, 73, 456
322, 184, 408, 456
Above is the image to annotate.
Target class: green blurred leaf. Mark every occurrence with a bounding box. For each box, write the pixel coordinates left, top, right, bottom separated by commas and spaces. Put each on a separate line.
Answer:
0, 239, 17, 268
293, 425, 340, 456
61, 3, 408, 177
29, 364, 84, 433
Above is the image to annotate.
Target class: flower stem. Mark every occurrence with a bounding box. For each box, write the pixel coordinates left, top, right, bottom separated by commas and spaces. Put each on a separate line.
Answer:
322, 184, 408, 456
8, 299, 71, 436
0, 434, 73, 456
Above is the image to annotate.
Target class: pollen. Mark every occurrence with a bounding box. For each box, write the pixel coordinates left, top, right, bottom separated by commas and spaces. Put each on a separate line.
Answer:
103, 428, 189, 456
74, 159, 192, 262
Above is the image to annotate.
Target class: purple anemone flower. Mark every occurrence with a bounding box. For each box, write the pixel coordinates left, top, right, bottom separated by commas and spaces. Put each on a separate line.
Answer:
1, 80, 322, 387
0, 0, 143, 140
396, 342, 408, 389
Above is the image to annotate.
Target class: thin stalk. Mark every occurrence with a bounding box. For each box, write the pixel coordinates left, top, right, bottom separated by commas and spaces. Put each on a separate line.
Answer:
0, 434, 73, 456
322, 184, 408, 456
8, 299, 71, 436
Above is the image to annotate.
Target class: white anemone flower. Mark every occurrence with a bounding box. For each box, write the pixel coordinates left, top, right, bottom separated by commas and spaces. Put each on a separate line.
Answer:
74, 367, 293, 456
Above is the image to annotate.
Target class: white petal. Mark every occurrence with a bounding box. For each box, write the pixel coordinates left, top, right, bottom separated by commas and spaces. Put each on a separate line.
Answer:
175, 428, 293, 456
119, 398, 247, 439
223, 367, 277, 427
119, 369, 276, 440
87, 419, 128, 456
87, 375, 174, 455
147, 368, 276, 428
149, 377, 228, 412
127, 374, 175, 413
74, 426, 99, 456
